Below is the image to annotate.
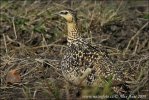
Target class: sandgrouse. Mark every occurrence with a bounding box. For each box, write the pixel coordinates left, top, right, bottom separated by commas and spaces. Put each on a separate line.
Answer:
56, 9, 130, 95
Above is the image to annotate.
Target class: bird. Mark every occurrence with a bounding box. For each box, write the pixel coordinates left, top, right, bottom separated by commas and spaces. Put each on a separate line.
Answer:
55, 9, 130, 95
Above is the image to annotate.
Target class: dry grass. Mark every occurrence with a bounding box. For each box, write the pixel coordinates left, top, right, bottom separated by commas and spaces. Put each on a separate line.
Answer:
0, 0, 149, 99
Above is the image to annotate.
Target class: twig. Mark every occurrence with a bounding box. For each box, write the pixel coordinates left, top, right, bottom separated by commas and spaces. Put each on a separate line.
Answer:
12, 17, 17, 40
132, 75, 148, 94
124, 22, 149, 54
35, 58, 62, 77
41, 33, 49, 50
33, 88, 38, 99
31, 38, 67, 49
21, 65, 37, 78
133, 37, 139, 55
3, 34, 8, 54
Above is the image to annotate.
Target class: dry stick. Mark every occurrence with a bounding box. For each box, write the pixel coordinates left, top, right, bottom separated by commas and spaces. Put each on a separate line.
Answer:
43, 79, 57, 98
31, 38, 67, 49
132, 58, 149, 93
133, 37, 139, 55
32, 44, 65, 49
26, 31, 34, 43
35, 58, 62, 77
41, 33, 49, 50
87, 4, 96, 44
6, 35, 20, 45
60, 45, 65, 55
140, 39, 149, 53
33, 88, 38, 99
21, 65, 38, 78
3, 34, 8, 54
107, 0, 123, 23
12, 17, 17, 40
124, 22, 149, 55
132, 74, 148, 94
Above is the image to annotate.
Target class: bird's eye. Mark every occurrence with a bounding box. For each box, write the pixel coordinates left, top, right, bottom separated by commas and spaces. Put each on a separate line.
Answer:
60, 11, 68, 15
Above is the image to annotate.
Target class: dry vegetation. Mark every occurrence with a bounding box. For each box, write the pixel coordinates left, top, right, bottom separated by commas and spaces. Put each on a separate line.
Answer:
0, 0, 149, 99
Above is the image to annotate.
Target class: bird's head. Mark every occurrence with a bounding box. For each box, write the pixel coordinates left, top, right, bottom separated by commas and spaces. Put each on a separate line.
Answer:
57, 9, 77, 23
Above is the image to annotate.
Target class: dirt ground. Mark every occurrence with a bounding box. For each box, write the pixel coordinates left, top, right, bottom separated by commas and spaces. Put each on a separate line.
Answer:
0, 0, 149, 100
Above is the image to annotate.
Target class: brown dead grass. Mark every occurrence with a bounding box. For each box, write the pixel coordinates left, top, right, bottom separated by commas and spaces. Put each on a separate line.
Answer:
0, 0, 149, 99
